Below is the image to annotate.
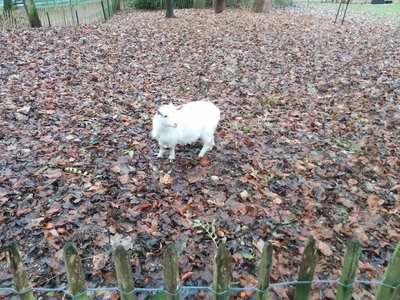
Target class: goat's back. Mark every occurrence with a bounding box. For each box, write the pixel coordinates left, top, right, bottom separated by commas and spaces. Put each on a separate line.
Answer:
176, 101, 220, 143
180, 101, 220, 126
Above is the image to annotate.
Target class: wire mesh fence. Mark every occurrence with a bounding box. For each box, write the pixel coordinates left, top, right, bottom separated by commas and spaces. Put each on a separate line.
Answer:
0, 0, 127, 27
1, 280, 400, 299
0, 0, 294, 28
2, 239, 400, 300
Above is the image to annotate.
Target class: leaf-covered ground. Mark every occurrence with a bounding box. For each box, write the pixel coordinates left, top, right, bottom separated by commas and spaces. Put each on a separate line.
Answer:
1, 6, 400, 299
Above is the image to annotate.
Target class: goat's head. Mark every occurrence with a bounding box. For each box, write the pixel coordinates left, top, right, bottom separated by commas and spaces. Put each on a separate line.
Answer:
157, 104, 179, 128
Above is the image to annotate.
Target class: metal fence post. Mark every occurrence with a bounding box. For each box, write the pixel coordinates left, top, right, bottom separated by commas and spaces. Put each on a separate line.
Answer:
46, 11, 51, 26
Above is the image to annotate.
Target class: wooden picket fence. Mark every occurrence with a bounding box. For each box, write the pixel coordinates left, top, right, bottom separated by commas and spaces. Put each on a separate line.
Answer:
4, 236, 400, 299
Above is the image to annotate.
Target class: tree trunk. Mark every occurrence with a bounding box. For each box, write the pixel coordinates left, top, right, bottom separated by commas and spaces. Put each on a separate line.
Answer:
215, 0, 225, 13
114, 0, 121, 13
23, 0, 41, 27
265, 0, 271, 12
165, 0, 175, 18
194, 0, 205, 8
252, 0, 266, 12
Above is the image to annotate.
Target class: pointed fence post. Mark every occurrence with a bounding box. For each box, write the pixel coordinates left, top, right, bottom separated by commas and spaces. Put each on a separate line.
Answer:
256, 242, 273, 300
163, 245, 180, 300
294, 236, 318, 300
114, 246, 137, 300
5, 242, 33, 300
63, 242, 88, 300
212, 243, 231, 300
376, 241, 400, 300
335, 240, 361, 300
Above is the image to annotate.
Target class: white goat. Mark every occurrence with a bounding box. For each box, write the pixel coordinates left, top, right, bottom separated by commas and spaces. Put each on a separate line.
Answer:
151, 100, 220, 160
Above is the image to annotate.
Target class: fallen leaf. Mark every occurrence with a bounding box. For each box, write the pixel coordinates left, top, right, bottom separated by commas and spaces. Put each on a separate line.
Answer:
111, 164, 122, 174
44, 169, 62, 179
390, 184, 400, 192
160, 172, 174, 186
199, 157, 211, 166
110, 233, 133, 251
181, 271, 194, 281
118, 174, 130, 184
367, 195, 384, 210
323, 289, 335, 300
17, 105, 31, 114
348, 178, 358, 186
135, 203, 151, 211
47, 202, 61, 217
93, 253, 107, 270
317, 241, 333, 256
42, 222, 55, 230
186, 173, 204, 184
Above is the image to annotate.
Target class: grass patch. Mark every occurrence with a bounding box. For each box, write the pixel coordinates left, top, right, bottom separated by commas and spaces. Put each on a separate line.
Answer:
304, 2, 400, 17
349, 3, 400, 15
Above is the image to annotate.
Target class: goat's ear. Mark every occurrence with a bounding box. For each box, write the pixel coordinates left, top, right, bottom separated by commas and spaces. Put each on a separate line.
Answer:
176, 105, 183, 110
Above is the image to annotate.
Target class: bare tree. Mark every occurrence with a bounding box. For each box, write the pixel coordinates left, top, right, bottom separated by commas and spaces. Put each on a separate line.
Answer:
215, 0, 225, 13
22, 0, 41, 27
114, 0, 121, 13
252, 0, 267, 12
165, 0, 175, 18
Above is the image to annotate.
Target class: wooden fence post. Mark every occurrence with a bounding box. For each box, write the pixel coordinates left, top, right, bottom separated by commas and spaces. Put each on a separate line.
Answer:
63, 242, 88, 300
114, 246, 136, 300
335, 240, 361, 300
212, 243, 231, 300
256, 242, 273, 300
376, 241, 400, 300
294, 236, 318, 300
163, 245, 180, 300
5, 242, 33, 300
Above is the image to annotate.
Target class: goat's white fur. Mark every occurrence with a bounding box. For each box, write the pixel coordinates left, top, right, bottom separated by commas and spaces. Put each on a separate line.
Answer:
151, 101, 220, 160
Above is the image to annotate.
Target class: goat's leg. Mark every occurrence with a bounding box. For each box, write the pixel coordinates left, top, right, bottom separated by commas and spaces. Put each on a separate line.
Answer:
199, 134, 216, 157
157, 142, 165, 158
168, 146, 176, 160
199, 140, 212, 157
210, 136, 215, 149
